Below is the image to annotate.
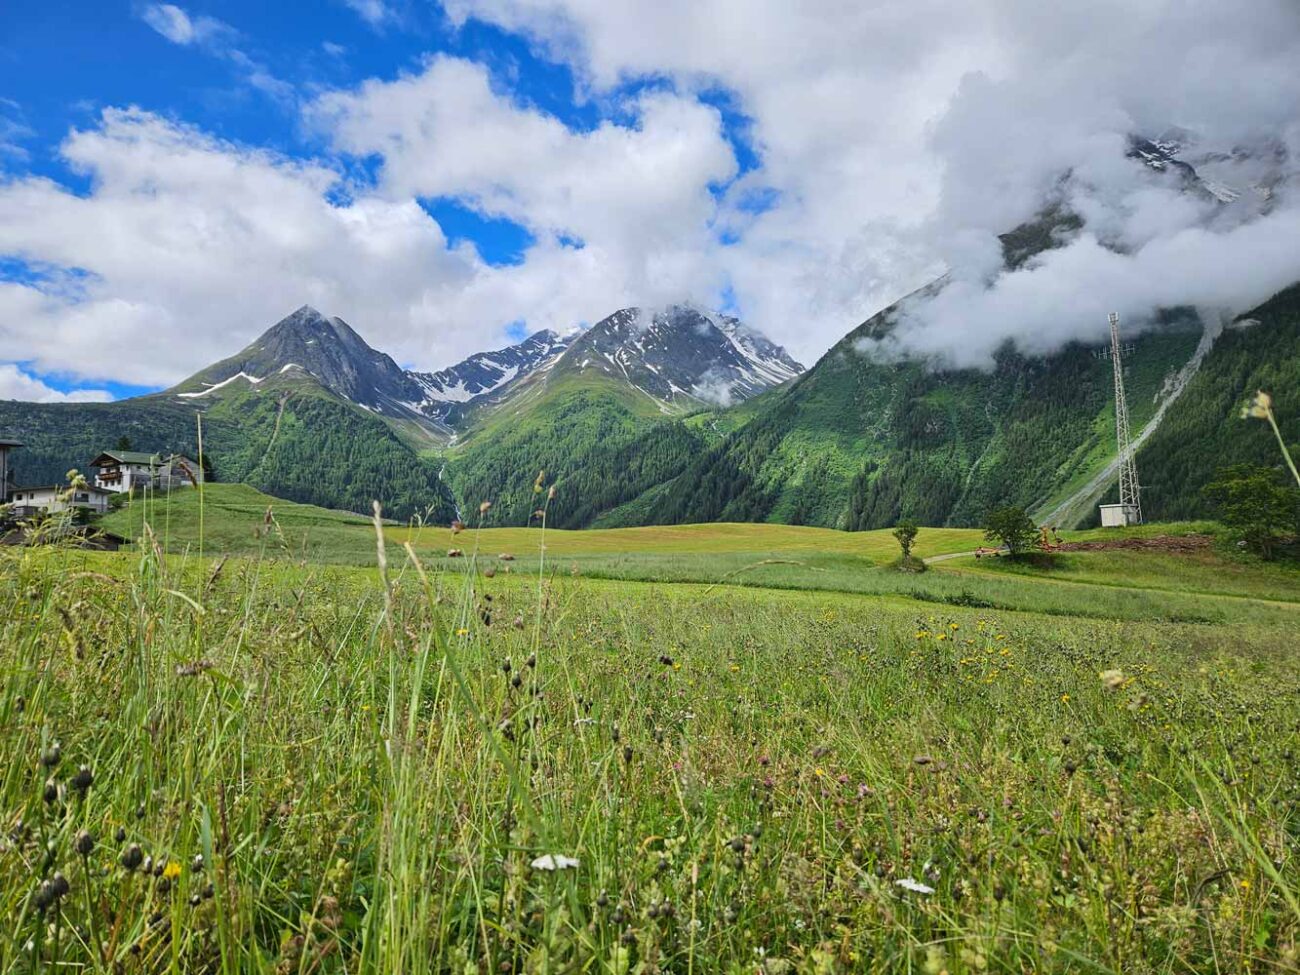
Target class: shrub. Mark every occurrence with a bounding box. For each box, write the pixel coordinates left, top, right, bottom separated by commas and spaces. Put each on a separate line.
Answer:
1202, 463, 1300, 560
983, 505, 1040, 557
892, 520, 919, 559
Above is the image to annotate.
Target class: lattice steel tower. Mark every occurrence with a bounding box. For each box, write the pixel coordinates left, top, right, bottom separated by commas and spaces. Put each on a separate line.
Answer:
1108, 312, 1142, 524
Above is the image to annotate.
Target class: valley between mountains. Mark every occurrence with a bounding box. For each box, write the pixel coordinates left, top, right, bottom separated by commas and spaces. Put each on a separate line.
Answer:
3, 278, 1297, 530
3, 133, 1298, 529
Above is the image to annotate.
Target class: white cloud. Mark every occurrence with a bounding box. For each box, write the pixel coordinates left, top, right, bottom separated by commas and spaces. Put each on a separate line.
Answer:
141, 3, 197, 43
343, 0, 392, 27
0, 99, 34, 161
445, 0, 1300, 364
0, 101, 729, 387
0, 109, 488, 384
0, 364, 111, 403
6, 0, 1300, 388
137, 4, 291, 104
140, 3, 229, 46
312, 56, 736, 315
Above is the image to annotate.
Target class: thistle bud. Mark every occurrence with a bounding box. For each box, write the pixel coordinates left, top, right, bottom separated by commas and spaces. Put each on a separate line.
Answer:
40, 744, 61, 768
74, 830, 94, 857
122, 844, 144, 871
34, 880, 56, 911
71, 765, 93, 794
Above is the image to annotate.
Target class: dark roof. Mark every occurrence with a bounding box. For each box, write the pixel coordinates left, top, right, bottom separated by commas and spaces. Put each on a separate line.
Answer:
92, 450, 166, 465
0, 438, 22, 448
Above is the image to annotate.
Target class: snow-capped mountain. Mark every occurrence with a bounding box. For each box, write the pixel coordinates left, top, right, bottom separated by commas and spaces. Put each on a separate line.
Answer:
556, 306, 804, 407
1127, 132, 1292, 210
409, 328, 574, 424
167, 303, 801, 439
171, 305, 429, 420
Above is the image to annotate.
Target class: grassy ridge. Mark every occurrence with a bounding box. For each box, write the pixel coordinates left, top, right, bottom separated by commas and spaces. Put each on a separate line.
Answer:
95, 485, 1300, 627
100, 484, 985, 563
954, 546, 1300, 604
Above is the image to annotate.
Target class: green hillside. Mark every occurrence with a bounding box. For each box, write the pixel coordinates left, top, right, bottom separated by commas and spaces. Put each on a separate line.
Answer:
442, 370, 717, 528
627, 299, 1204, 530
0, 397, 202, 486
0, 381, 456, 522
1132, 282, 1300, 520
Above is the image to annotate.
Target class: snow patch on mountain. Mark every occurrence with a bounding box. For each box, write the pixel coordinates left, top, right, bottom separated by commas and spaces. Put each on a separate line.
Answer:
562, 305, 804, 408
408, 328, 573, 422
177, 371, 263, 398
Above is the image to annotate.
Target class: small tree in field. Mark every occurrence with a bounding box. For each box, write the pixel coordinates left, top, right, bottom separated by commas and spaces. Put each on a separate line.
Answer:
892, 520, 918, 559
1203, 464, 1299, 560
983, 505, 1039, 557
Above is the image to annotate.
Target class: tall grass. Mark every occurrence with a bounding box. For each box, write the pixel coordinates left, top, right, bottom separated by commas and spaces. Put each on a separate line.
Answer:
1, 499, 1297, 972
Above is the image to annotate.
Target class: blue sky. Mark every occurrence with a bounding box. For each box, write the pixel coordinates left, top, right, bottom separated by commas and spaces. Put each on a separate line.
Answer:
2, 0, 1297, 401
0, 0, 776, 399
3, 3, 635, 268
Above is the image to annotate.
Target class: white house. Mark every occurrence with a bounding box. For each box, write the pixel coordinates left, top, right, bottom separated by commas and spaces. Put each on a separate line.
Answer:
90, 450, 203, 493
8, 484, 113, 515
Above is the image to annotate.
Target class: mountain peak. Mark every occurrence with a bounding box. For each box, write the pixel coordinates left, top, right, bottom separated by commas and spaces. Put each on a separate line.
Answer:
271, 304, 333, 332
409, 327, 576, 424
172, 305, 427, 422
556, 305, 803, 407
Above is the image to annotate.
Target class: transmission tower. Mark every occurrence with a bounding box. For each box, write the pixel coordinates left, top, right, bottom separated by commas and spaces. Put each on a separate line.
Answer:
1107, 312, 1142, 524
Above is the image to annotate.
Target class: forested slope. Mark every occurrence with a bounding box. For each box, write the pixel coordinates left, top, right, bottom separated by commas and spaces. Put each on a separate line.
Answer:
1133, 283, 1300, 520
444, 371, 713, 527
631, 299, 1203, 530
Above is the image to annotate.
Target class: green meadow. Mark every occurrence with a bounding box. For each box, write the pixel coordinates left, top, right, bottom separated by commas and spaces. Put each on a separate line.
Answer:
2, 485, 1297, 972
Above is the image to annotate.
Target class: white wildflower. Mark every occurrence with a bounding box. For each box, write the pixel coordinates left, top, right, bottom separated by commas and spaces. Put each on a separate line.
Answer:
895, 877, 935, 894
530, 853, 580, 871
